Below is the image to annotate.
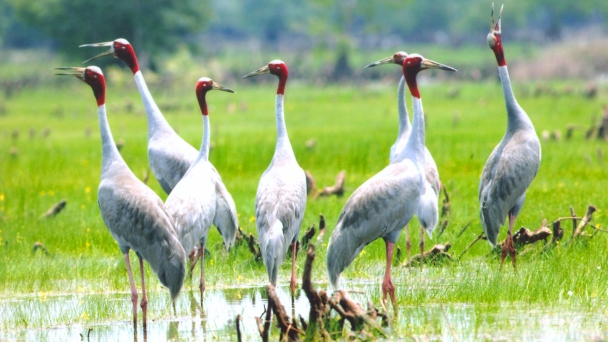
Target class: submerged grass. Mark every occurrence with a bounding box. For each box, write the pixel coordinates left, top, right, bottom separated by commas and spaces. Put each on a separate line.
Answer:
1, 73, 607, 336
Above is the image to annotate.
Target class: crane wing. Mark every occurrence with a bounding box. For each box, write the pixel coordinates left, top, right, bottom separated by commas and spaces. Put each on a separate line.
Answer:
479, 132, 540, 243
211, 166, 238, 250
148, 137, 197, 194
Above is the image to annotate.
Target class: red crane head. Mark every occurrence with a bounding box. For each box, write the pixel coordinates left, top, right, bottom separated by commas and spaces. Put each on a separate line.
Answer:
365, 51, 409, 68
243, 60, 289, 95
195, 77, 235, 116
54, 66, 106, 106
487, 3, 506, 66
80, 38, 140, 74
402, 54, 456, 98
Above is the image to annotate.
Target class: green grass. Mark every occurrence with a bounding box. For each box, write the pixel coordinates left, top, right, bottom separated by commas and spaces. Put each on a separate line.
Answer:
1, 66, 607, 338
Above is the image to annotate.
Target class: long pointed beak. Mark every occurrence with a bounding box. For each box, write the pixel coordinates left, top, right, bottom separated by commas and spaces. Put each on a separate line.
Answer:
365, 56, 396, 68
490, 3, 503, 34
80, 41, 115, 64
53, 67, 86, 80
212, 82, 235, 94
242, 65, 270, 79
421, 59, 457, 72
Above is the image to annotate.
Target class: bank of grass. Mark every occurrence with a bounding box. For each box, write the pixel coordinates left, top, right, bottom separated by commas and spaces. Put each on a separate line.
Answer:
0, 74, 607, 331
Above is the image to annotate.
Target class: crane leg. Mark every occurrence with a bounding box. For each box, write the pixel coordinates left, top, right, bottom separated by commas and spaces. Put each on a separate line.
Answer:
199, 248, 206, 306
381, 239, 397, 316
419, 226, 425, 260
500, 213, 517, 271
290, 242, 297, 297
405, 224, 411, 266
138, 255, 148, 329
123, 252, 138, 327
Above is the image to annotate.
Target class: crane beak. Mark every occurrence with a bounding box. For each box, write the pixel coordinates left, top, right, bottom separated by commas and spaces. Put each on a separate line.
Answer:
490, 3, 503, 35
365, 56, 397, 68
243, 65, 270, 79
53, 67, 86, 80
420, 59, 457, 72
212, 82, 235, 94
80, 41, 116, 63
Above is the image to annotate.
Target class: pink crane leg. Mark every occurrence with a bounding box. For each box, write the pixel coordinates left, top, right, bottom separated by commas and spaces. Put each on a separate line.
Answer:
123, 252, 138, 327
290, 242, 297, 296
382, 239, 397, 314
405, 224, 411, 266
199, 249, 206, 304
420, 226, 425, 259
138, 256, 148, 329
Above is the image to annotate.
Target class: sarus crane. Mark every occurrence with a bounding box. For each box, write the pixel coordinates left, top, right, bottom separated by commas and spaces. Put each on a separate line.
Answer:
327, 54, 455, 312
54, 66, 186, 328
479, 4, 541, 269
243, 60, 307, 296
165, 77, 238, 303
365, 51, 441, 264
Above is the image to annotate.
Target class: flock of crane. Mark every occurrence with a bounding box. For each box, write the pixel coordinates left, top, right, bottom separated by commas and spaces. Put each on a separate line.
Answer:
54, 4, 540, 327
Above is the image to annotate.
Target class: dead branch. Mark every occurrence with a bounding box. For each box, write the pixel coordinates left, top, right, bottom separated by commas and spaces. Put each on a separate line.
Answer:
302, 244, 330, 336
458, 233, 485, 260
570, 207, 577, 238
266, 285, 303, 341
41, 199, 67, 218
366, 302, 389, 327
331, 291, 386, 337
305, 170, 316, 196
440, 185, 451, 218
316, 214, 326, 241
512, 226, 552, 246
255, 304, 272, 342
248, 233, 262, 262
300, 225, 316, 251
402, 243, 453, 267
236, 314, 242, 342
316, 170, 346, 198
32, 242, 50, 256
456, 220, 472, 238
571, 205, 596, 240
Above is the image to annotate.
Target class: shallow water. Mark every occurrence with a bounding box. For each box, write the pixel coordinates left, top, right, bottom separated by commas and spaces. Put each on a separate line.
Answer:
1, 284, 607, 341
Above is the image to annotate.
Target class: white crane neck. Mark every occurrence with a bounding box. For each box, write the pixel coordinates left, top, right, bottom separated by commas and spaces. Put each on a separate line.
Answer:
397, 76, 412, 138
98, 104, 126, 176
400, 96, 425, 171
498, 66, 534, 132
273, 94, 296, 161
196, 115, 210, 163
133, 71, 174, 137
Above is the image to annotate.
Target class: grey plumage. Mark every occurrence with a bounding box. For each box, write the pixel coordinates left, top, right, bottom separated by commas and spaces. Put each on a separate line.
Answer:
55, 66, 187, 318
480, 6, 541, 248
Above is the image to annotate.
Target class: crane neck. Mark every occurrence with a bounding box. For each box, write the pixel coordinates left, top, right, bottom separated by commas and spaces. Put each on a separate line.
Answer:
397, 75, 412, 139
97, 104, 125, 176
196, 114, 211, 163
273, 94, 296, 161
498, 66, 534, 132
400, 96, 425, 171
133, 71, 174, 137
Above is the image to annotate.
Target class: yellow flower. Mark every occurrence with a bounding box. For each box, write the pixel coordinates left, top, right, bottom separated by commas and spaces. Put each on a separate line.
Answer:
86, 241, 90, 248
249, 216, 256, 222
85, 186, 91, 193
209, 259, 214, 266
81, 311, 89, 320
49, 190, 55, 196
40, 190, 46, 196
81, 204, 86, 210
0, 194, 4, 201
83, 160, 89, 167
237, 291, 242, 299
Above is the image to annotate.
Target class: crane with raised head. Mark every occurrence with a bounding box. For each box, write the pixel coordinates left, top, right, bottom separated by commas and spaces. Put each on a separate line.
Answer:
480, 4, 541, 269
327, 54, 455, 312
365, 51, 441, 264
243, 60, 307, 296
54, 66, 187, 328
165, 77, 238, 303
80, 39, 197, 195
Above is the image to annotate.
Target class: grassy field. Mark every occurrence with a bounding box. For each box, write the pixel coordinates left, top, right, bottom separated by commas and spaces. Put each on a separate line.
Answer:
0, 59, 607, 339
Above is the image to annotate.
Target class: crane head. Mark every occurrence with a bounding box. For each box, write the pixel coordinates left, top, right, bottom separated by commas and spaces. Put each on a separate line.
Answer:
243, 60, 289, 95
195, 77, 235, 115
365, 51, 408, 68
403, 54, 457, 73
54, 66, 105, 105
80, 38, 139, 73
487, 3, 503, 49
